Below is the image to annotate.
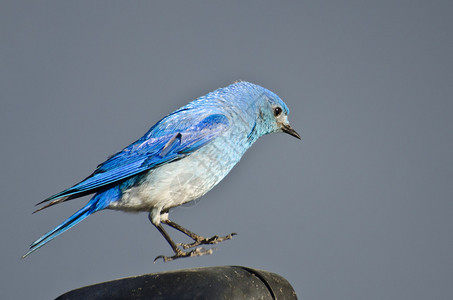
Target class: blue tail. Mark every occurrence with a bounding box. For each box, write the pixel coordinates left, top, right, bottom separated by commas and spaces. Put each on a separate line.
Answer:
22, 188, 118, 258
22, 202, 95, 258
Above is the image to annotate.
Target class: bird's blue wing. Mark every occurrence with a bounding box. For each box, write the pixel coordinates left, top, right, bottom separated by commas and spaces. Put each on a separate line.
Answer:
38, 113, 229, 207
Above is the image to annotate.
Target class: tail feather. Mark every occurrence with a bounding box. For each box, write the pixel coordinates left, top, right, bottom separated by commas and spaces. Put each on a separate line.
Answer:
24, 185, 122, 258
33, 196, 70, 214
22, 202, 95, 258
35, 187, 97, 209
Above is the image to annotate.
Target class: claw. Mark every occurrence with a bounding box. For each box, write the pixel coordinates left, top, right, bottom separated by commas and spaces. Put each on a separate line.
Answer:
154, 247, 215, 263
178, 232, 237, 249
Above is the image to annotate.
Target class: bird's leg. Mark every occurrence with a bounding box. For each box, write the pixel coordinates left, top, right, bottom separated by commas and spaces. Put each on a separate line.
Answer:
153, 223, 214, 262
162, 218, 237, 250
148, 211, 213, 262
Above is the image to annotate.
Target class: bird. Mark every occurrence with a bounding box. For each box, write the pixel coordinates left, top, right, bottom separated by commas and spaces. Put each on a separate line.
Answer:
23, 81, 300, 262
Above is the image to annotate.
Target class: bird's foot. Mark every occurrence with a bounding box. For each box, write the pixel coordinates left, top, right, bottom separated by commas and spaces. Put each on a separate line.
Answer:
153, 247, 215, 263
178, 232, 237, 250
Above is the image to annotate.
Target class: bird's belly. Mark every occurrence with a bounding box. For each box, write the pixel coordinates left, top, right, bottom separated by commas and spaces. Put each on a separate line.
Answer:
108, 139, 245, 212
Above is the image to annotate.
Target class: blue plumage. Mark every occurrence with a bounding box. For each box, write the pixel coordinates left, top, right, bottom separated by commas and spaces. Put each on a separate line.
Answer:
24, 81, 300, 261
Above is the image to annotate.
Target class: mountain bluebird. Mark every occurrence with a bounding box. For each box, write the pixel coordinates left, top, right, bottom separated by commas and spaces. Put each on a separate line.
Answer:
23, 81, 300, 261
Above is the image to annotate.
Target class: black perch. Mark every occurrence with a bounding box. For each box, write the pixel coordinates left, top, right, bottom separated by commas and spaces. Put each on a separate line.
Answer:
56, 266, 298, 300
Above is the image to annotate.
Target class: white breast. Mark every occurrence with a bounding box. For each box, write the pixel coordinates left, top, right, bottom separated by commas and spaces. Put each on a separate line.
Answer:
107, 135, 247, 213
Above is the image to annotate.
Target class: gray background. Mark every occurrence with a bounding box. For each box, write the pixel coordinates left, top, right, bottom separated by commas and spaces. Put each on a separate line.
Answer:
1, 1, 452, 299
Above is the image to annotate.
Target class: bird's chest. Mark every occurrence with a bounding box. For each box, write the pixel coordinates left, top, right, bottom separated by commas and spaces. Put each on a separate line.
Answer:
115, 136, 247, 211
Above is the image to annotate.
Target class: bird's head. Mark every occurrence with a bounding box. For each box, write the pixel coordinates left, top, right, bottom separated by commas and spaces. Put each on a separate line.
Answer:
220, 81, 300, 141
255, 88, 301, 140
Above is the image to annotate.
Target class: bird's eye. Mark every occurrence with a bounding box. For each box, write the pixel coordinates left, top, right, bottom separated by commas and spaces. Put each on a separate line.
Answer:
274, 107, 282, 117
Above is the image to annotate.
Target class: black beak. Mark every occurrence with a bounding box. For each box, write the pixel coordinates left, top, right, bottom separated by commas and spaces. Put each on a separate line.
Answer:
282, 124, 301, 140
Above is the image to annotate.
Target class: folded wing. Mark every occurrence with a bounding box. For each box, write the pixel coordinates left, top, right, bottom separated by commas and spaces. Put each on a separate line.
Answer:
35, 113, 229, 211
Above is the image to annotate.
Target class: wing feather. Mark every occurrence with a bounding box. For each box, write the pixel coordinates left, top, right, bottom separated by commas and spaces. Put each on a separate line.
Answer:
36, 113, 229, 207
